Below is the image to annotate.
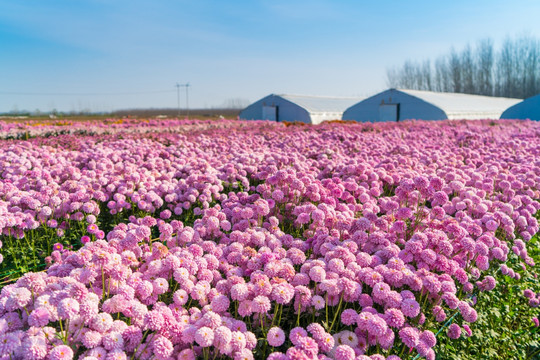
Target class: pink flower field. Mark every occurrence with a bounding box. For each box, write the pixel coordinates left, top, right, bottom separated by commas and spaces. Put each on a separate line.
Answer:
0, 118, 538, 360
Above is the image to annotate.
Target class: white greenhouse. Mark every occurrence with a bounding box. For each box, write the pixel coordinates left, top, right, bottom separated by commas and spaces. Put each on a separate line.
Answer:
342, 89, 522, 122
239, 94, 364, 124
500, 93, 540, 120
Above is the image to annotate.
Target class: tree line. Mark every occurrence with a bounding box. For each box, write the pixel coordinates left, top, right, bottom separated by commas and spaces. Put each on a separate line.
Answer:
387, 35, 540, 99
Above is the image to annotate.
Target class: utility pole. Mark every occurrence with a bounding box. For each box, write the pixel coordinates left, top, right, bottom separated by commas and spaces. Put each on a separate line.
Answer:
185, 83, 190, 119
175, 82, 190, 118
175, 83, 181, 117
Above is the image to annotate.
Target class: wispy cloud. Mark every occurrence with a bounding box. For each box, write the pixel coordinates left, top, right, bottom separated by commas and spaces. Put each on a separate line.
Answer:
261, 0, 341, 21
0, 1, 248, 56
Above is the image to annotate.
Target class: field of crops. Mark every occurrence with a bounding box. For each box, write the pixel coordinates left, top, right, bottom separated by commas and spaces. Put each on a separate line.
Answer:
0, 118, 538, 360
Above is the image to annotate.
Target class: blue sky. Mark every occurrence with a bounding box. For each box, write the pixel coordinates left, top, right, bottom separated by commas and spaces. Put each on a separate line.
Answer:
1, 0, 540, 113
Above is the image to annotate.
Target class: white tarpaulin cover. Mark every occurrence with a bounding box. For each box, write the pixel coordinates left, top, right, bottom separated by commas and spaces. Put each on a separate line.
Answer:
276, 94, 363, 114
397, 89, 522, 120
343, 89, 522, 122
240, 94, 364, 124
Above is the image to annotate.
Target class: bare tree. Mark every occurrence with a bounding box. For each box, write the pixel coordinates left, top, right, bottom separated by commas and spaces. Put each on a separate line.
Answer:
402, 60, 418, 89
497, 37, 523, 98
421, 60, 432, 90
520, 35, 540, 98
476, 39, 494, 96
386, 67, 400, 88
386, 34, 540, 98
435, 56, 452, 92
448, 48, 462, 93
460, 45, 475, 94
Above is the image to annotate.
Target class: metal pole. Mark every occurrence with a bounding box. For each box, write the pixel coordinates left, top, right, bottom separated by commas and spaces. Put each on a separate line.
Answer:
176, 83, 180, 117
185, 83, 190, 119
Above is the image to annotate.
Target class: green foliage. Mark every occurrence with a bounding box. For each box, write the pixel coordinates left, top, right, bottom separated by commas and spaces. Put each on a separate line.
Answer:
0, 221, 88, 283
434, 233, 540, 360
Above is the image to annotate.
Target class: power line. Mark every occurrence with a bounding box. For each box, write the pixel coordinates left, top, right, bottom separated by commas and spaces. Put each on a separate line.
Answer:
0, 89, 176, 96
175, 83, 190, 118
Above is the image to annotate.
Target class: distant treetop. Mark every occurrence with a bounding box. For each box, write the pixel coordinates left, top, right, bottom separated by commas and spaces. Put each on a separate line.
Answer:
387, 35, 540, 99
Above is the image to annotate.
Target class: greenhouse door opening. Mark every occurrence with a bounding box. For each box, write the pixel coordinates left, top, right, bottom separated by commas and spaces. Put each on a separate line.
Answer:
379, 104, 399, 122
262, 105, 278, 121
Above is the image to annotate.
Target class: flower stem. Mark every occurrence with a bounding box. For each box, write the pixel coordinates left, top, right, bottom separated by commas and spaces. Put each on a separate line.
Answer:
101, 266, 106, 300
296, 303, 301, 327
328, 295, 343, 333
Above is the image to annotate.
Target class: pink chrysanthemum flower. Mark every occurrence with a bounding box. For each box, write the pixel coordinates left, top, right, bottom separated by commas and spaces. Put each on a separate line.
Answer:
285, 347, 309, 359
86, 347, 107, 359
447, 323, 461, 339
153, 335, 174, 360
252, 295, 271, 314
177, 349, 196, 360
317, 332, 335, 353
234, 348, 254, 360
58, 298, 79, 319
49, 345, 74, 360
237, 300, 253, 317
384, 308, 405, 328
419, 330, 437, 348
102, 331, 124, 351
379, 328, 395, 350
143, 310, 164, 331
201, 311, 222, 329
136, 280, 153, 299
433, 305, 446, 322
106, 349, 128, 360
311, 295, 325, 310
214, 325, 232, 348
289, 327, 308, 346
334, 344, 355, 360
336, 330, 358, 348
271, 283, 295, 305
267, 327, 286, 347
231, 283, 249, 301
307, 323, 325, 338
87, 223, 99, 234
442, 292, 459, 309
91, 313, 114, 333
367, 315, 388, 337
416, 342, 430, 357
28, 307, 50, 327
211, 294, 230, 312
356, 311, 373, 330
195, 326, 215, 347
230, 331, 247, 351
22, 336, 47, 360
297, 336, 319, 357
358, 294, 373, 308
173, 289, 189, 305
152, 278, 169, 295
399, 326, 419, 348
82, 330, 103, 348
309, 266, 326, 282
401, 298, 420, 317
340, 309, 358, 326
